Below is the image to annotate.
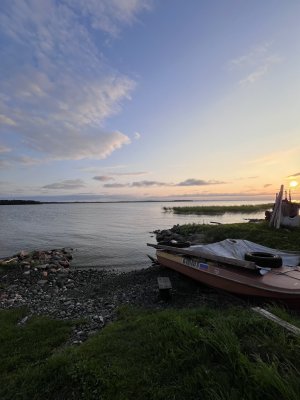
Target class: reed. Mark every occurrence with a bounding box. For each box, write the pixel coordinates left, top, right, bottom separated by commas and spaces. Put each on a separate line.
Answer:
163, 204, 273, 215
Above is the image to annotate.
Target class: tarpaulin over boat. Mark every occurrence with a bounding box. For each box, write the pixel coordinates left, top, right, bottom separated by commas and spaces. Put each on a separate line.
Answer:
190, 239, 300, 267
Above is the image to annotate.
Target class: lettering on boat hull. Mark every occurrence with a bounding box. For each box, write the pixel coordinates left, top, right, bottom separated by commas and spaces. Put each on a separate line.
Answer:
183, 257, 208, 270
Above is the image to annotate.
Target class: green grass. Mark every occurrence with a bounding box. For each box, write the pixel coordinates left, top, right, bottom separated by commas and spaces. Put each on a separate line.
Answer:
163, 204, 273, 215
0, 308, 73, 399
1, 306, 300, 400
172, 221, 300, 250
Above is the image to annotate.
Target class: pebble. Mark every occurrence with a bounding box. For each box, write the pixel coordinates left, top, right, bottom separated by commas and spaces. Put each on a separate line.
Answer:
0, 244, 242, 346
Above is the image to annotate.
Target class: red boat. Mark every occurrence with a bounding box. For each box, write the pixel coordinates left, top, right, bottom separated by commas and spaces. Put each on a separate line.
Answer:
149, 239, 300, 307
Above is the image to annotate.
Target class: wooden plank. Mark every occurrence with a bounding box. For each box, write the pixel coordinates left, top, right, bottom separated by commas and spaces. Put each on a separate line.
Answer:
252, 307, 300, 336
147, 243, 258, 270
269, 185, 283, 228
157, 277, 172, 290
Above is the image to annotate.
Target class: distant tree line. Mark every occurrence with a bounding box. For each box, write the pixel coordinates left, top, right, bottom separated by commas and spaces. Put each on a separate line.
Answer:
0, 200, 42, 205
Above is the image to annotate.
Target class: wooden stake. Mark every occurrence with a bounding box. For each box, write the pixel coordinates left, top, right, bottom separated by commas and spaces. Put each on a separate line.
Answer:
252, 307, 300, 336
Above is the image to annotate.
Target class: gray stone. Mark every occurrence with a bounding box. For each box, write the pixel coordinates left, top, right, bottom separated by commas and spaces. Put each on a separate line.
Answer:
21, 261, 31, 267
37, 280, 48, 286
18, 316, 29, 325
36, 264, 48, 270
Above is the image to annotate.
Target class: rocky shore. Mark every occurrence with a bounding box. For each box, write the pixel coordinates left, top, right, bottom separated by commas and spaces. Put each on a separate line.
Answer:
0, 245, 242, 346
154, 225, 205, 244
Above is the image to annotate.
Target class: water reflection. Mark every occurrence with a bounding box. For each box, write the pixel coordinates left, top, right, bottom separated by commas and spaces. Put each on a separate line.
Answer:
0, 201, 267, 270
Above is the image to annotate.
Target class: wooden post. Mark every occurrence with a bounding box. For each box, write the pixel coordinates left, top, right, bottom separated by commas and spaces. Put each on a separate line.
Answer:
157, 277, 172, 300
270, 185, 284, 228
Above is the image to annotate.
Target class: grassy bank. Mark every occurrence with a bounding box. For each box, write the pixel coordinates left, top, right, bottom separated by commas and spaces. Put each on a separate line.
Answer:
172, 221, 300, 251
1, 306, 300, 400
163, 204, 273, 215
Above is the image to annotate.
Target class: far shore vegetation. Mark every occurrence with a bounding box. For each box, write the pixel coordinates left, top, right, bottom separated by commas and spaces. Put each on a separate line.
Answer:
0, 200, 42, 205
163, 203, 273, 215
1, 305, 300, 400
0, 199, 193, 205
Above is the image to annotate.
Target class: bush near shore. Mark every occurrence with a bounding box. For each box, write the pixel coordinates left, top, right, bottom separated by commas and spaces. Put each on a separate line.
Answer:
1, 305, 300, 400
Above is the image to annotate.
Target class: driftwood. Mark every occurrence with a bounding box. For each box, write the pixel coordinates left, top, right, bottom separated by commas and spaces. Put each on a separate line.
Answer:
0, 257, 18, 265
252, 307, 300, 336
147, 243, 258, 271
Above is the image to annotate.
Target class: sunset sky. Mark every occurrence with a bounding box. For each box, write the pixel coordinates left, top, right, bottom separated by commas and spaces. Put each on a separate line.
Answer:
1, 0, 299, 201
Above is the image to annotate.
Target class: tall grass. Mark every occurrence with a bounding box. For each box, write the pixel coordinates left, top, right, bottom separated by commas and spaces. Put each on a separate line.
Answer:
1, 306, 300, 400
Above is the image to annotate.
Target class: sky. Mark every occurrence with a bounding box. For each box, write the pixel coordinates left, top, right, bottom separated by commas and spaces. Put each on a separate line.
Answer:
0, 0, 300, 201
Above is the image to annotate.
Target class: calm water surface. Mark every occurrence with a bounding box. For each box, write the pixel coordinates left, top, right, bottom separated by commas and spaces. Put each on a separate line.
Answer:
0, 201, 267, 270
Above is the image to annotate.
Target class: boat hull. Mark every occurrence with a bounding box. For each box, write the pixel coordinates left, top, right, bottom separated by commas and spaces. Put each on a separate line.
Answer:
157, 250, 300, 307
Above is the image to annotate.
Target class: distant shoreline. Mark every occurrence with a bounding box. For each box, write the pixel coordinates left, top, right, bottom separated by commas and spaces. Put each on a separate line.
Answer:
0, 199, 194, 205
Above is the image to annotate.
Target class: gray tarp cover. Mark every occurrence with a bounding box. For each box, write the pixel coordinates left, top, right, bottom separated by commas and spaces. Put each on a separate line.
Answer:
190, 239, 300, 267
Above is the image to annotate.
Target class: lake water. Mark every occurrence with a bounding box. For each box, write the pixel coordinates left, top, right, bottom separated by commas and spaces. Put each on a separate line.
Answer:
0, 201, 268, 271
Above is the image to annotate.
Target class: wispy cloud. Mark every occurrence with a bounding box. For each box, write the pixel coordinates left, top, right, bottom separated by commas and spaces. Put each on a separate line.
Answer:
65, 0, 153, 37
91, 171, 148, 179
0, 114, 17, 126
239, 65, 269, 85
103, 178, 227, 188
230, 42, 272, 67
104, 180, 168, 188
0, 145, 12, 153
177, 179, 226, 186
134, 132, 141, 140
12, 156, 43, 166
287, 172, 300, 179
103, 183, 128, 188
93, 175, 115, 182
42, 179, 86, 190
112, 171, 148, 177
229, 42, 281, 85
131, 180, 167, 187
0, 0, 152, 162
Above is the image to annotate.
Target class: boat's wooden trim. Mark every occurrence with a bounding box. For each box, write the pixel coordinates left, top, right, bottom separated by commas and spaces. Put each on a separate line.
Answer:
147, 243, 257, 270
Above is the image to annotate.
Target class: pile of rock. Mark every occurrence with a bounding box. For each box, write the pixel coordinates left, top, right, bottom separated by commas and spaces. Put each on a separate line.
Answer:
0, 248, 73, 283
154, 225, 205, 245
